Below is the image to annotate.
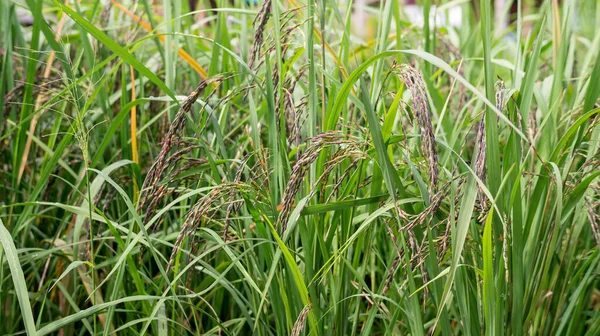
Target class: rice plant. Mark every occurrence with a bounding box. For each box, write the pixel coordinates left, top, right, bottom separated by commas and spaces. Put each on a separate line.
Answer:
1, 0, 599, 335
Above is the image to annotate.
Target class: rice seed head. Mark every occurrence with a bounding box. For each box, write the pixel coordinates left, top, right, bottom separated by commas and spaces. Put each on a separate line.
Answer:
495, 79, 506, 111
502, 213, 510, 283
167, 184, 244, 273
474, 116, 487, 203
382, 255, 401, 295
291, 304, 312, 336
474, 79, 505, 211
404, 183, 449, 231
325, 156, 362, 203
139, 76, 223, 223
224, 155, 250, 240
277, 132, 361, 233
249, 0, 272, 69
317, 148, 366, 202
396, 65, 439, 194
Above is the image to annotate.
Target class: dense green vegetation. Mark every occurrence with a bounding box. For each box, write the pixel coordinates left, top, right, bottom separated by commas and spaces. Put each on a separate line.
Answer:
1, 0, 600, 334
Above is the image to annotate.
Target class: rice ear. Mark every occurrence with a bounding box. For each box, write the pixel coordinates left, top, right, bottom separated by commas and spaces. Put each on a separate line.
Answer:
223, 156, 250, 240
277, 132, 362, 233
474, 115, 487, 204
396, 65, 439, 195
474, 79, 505, 210
138, 76, 223, 228
168, 184, 245, 273
291, 304, 312, 336
249, 0, 272, 69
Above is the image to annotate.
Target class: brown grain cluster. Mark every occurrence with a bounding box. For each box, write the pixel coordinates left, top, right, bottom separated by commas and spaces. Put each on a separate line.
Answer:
474, 79, 505, 209
395, 65, 439, 195
277, 131, 364, 233
223, 155, 251, 240
138, 76, 223, 230
167, 183, 245, 273
291, 303, 312, 336
249, 0, 272, 69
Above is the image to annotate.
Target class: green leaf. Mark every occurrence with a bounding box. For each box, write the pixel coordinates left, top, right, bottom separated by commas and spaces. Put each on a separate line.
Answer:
483, 210, 495, 336
50, 261, 94, 291
0, 218, 37, 335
